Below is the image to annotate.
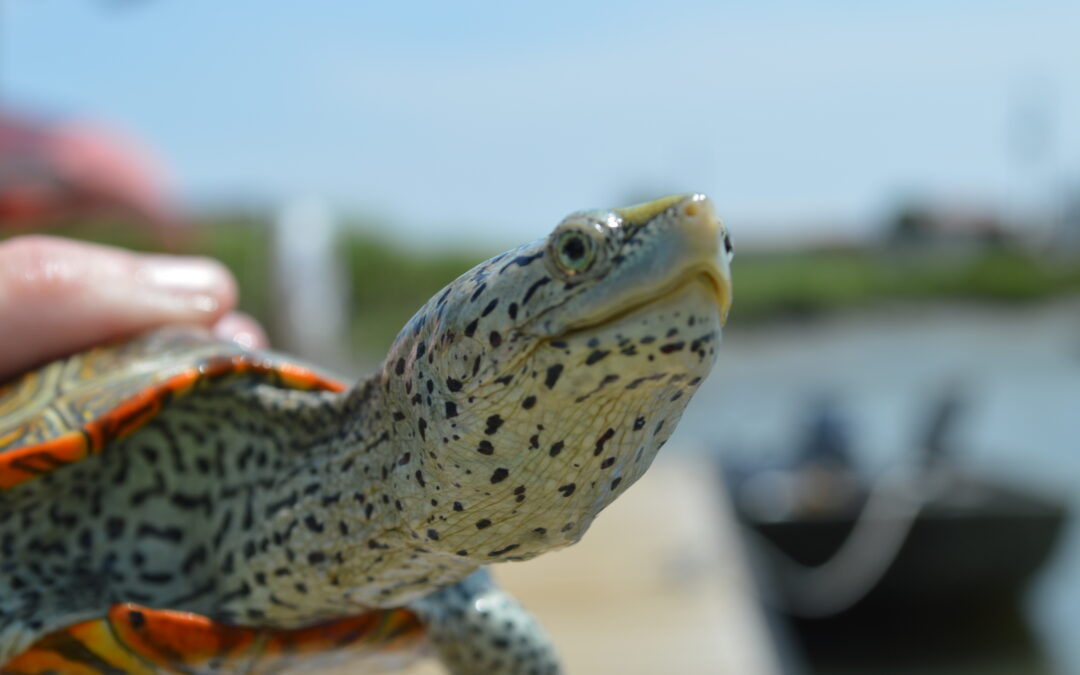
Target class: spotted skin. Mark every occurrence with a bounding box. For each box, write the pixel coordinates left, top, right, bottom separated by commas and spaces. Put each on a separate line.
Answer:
412, 570, 558, 675
0, 194, 733, 673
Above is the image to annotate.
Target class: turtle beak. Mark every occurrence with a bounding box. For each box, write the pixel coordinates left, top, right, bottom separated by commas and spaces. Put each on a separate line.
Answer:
619, 194, 733, 325
679, 194, 732, 325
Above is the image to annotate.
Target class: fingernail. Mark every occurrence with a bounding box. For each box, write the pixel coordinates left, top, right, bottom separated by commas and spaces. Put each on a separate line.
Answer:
136, 257, 235, 316
144, 257, 229, 292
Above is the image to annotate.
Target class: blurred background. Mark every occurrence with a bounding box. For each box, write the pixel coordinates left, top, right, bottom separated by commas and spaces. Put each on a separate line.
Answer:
2, 1, 1079, 673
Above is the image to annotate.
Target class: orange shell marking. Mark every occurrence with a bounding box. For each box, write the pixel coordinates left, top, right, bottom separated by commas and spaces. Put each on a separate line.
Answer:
2, 604, 425, 674
0, 356, 346, 490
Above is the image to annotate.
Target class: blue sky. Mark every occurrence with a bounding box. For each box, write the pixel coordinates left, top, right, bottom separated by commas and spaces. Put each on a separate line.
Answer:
5, 1, 1079, 245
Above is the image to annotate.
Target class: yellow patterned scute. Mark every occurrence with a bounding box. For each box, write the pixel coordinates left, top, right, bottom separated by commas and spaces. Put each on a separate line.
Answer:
0, 369, 66, 449
0, 330, 212, 448
0, 327, 344, 489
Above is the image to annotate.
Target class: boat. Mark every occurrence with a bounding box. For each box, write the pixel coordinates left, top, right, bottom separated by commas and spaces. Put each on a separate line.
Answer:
721, 391, 1068, 670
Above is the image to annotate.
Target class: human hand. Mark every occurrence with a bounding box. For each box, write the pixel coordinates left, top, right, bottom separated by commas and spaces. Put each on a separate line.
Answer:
0, 235, 267, 380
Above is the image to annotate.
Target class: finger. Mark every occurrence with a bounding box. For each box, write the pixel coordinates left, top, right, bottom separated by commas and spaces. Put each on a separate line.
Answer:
212, 311, 269, 350
0, 235, 237, 378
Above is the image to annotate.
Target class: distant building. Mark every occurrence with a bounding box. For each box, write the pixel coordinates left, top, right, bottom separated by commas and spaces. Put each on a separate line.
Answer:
887, 202, 1011, 251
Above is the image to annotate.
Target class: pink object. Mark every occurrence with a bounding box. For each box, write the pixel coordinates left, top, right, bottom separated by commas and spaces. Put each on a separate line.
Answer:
0, 110, 175, 229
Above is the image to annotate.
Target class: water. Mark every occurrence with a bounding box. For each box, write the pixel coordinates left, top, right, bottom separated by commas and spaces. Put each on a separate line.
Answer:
669, 297, 1080, 673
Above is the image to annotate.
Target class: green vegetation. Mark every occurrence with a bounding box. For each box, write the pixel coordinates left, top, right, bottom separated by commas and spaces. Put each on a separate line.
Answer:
5, 217, 1080, 360
337, 230, 485, 355
730, 248, 1080, 323
187, 216, 276, 330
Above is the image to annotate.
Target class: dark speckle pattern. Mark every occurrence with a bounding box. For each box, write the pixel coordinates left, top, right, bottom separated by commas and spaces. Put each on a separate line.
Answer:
0, 194, 729, 674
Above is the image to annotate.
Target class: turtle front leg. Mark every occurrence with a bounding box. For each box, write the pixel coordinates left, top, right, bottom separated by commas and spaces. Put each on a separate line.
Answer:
411, 569, 561, 675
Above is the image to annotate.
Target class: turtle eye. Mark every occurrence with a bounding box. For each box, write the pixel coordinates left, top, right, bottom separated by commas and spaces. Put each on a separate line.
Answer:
553, 229, 597, 276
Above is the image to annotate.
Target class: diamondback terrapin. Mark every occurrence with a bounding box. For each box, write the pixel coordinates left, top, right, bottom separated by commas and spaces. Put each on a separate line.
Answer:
0, 194, 733, 674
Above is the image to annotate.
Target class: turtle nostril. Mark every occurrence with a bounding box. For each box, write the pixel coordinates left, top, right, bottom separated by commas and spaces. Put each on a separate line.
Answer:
723, 232, 734, 256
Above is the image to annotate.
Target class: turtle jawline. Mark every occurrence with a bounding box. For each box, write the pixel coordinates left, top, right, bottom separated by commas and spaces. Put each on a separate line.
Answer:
549, 270, 721, 342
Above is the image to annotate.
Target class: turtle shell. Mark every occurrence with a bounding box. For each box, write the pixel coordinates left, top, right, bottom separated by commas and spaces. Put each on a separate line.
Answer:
4, 604, 425, 674
0, 326, 345, 489
0, 327, 426, 673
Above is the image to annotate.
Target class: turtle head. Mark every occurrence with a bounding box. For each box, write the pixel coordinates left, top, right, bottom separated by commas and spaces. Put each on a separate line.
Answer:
379, 194, 732, 563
